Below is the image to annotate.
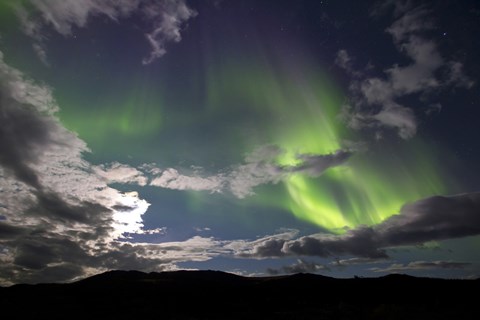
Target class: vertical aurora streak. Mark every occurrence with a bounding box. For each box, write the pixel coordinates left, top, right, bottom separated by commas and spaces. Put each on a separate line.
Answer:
203, 57, 447, 231
8, 0, 450, 233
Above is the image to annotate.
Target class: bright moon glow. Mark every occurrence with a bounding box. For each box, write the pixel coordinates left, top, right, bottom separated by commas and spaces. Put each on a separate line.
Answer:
111, 191, 151, 238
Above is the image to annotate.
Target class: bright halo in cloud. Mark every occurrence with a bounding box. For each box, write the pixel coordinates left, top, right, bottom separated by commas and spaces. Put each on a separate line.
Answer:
111, 191, 151, 239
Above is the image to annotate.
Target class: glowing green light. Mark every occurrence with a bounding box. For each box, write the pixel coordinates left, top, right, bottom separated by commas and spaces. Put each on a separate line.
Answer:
204, 57, 448, 232
58, 82, 163, 144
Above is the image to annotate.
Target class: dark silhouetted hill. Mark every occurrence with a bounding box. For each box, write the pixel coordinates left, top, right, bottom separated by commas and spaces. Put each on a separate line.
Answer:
0, 270, 478, 319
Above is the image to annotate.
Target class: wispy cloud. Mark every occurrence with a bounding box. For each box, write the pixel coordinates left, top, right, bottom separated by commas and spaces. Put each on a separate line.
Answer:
145, 146, 352, 198
95, 162, 148, 186
150, 168, 225, 192
370, 261, 471, 273
338, 2, 473, 139
142, 0, 197, 64
333, 257, 388, 266
11, 0, 196, 65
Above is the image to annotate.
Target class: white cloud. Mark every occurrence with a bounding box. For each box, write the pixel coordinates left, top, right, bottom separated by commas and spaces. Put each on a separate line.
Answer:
373, 103, 416, 139
13, 0, 196, 65
147, 146, 351, 198
335, 49, 353, 72
32, 43, 49, 66
95, 162, 148, 186
150, 168, 224, 192
335, 49, 361, 77
110, 191, 151, 238
386, 7, 433, 42
142, 0, 197, 64
339, 4, 473, 139
0, 52, 57, 114
0, 50, 173, 283
446, 61, 475, 88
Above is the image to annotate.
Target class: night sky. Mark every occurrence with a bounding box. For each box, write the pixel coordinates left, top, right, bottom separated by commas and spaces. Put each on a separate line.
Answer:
0, 0, 480, 285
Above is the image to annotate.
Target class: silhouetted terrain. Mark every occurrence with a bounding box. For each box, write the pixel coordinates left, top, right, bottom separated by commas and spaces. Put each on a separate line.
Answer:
1, 270, 478, 319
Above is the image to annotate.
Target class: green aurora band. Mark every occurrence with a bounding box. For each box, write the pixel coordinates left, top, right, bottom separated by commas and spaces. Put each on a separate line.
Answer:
53, 52, 449, 232
57, 80, 163, 144
4, 0, 448, 233
204, 59, 447, 232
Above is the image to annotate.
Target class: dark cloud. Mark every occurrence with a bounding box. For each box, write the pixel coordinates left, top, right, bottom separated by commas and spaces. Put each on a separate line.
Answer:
379, 193, 480, 246
0, 226, 92, 284
0, 52, 139, 284
250, 238, 287, 258
13, 236, 86, 270
282, 150, 352, 176
0, 52, 111, 226
91, 243, 172, 272
31, 192, 111, 224
286, 227, 387, 259
0, 230, 174, 284
0, 222, 26, 239
0, 85, 52, 189
243, 192, 480, 259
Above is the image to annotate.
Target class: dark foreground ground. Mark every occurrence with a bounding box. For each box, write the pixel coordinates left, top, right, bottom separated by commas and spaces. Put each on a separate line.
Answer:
0, 270, 479, 319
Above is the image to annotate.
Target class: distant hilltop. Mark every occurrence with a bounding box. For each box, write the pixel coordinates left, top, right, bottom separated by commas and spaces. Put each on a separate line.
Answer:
1, 270, 478, 319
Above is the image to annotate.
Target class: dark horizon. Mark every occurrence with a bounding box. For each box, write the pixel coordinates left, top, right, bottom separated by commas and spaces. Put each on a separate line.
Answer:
1, 269, 478, 319
3, 268, 480, 287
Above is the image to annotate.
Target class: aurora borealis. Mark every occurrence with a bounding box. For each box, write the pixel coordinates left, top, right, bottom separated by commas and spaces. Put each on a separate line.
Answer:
0, 0, 479, 284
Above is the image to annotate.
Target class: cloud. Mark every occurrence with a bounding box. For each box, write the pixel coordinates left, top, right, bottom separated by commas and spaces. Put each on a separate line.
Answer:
142, 0, 197, 64
335, 49, 353, 72
0, 50, 241, 285
446, 61, 475, 88
340, 3, 473, 139
425, 103, 442, 115
335, 49, 361, 77
334, 257, 388, 266
237, 192, 480, 259
370, 261, 471, 273
369, 0, 411, 18
0, 50, 184, 284
147, 146, 352, 198
13, 0, 196, 65
32, 43, 49, 66
150, 168, 224, 192
372, 103, 417, 139
267, 259, 330, 275
0, 231, 227, 285
228, 229, 299, 257
0, 49, 76, 191
95, 162, 148, 186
